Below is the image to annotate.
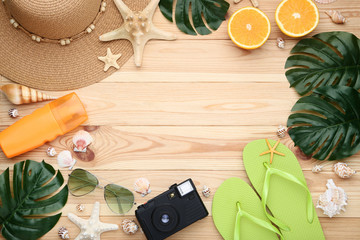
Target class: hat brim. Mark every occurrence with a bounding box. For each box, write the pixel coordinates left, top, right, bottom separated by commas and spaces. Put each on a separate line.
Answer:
0, 0, 149, 91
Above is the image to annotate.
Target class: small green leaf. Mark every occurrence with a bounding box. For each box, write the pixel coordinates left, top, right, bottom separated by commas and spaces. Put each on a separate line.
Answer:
159, 0, 230, 35
0, 160, 68, 240
285, 31, 360, 95
287, 86, 360, 160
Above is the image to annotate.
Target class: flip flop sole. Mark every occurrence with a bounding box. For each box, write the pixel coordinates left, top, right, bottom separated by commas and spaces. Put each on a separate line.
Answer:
212, 177, 278, 240
243, 139, 325, 240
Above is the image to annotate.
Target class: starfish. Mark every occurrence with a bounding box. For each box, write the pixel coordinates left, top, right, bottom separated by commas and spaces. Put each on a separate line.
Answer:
68, 202, 119, 240
259, 139, 285, 164
98, 48, 122, 72
99, 0, 176, 67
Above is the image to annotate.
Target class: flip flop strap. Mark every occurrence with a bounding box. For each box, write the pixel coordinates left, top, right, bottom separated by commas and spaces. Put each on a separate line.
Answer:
234, 201, 283, 240
262, 162, 314, 231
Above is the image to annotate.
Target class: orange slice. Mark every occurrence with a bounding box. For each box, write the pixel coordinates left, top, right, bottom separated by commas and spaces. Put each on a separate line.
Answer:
228, 7, 271, 50
275, 0, 319, 37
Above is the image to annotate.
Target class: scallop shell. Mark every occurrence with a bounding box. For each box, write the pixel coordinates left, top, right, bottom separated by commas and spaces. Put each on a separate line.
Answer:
312, 164, 323, 173
76, 204, 85, 212
73, 130, 93, 152
121, 219, 139, 235
277, 125, 287, 138
316, 179, 347, 218
315, 0, 336, 4
47, 147, 57, 157
333, 162, 356, 179
202, 185, 211, 198
134, 178, 151, 196
8, 108, 19, 118
58, 227, 70, 239
325, 10, 347, 24
57, 150, 77, 170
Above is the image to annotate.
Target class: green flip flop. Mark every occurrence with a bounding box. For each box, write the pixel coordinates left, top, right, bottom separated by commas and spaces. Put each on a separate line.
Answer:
243, 139, 325, 240
212, 177, 283, 240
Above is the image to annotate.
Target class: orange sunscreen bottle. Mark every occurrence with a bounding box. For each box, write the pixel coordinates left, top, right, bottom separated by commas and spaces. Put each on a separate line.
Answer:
0, 92, 88, 158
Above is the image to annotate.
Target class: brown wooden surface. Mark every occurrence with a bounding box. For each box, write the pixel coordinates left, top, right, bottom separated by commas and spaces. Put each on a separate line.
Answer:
1, 0, 360, 239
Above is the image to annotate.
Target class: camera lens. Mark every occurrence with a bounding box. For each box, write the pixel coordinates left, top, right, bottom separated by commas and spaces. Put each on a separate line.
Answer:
161, 214, 170, 224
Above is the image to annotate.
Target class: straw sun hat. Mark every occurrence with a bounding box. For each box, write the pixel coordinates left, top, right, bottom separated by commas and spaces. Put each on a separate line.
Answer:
0, 0, 149, 90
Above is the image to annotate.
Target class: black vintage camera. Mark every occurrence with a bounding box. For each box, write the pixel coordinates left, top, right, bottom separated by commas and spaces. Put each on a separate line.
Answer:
135, 179, 208, 240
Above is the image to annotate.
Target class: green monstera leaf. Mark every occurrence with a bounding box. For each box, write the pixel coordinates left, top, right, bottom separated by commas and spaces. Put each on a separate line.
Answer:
159, 0, 230, 35
287, 86, 360, 160
285, 31, 360, 95
0, 160, 68, 240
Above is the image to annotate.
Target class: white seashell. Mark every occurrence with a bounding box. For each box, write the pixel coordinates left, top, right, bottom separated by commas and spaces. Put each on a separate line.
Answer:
47, 147, 57, 157
102, 1, 107, 7
8, 108, 19, 118
73, 130, 93, 152
121, 219, 139, 235
316, 179, 347, 218
325, 10, 347, 24
134, 178, 151, 196
36, 36, 41, 43
333, 162, 356, 179
202, 185, 211, 198
31, 35, 36, 41
58, 227, 70, 239
277, 37, 285, 49
76, 204, 85, 212
9, 18, 15, 24
312, 164, 323, 173
57, 150, 77, 170
277, 125, 287, 138
90, 24, 95, 30
65, 39, 71, 45
60, 40, 66, 46
315, 0, 336, 3
101, 6, 106, 12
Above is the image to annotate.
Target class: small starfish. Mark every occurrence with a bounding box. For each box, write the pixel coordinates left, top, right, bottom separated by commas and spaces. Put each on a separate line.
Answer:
98, 48, 122, 72
99, 0, 176, 67
259, 139, 285, 164
68, 202, 119, 240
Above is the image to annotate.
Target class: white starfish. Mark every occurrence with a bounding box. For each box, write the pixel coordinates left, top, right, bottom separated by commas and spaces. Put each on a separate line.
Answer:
68, 202, 119, 240
98, 48, 122, 72
99, 0, 176, 67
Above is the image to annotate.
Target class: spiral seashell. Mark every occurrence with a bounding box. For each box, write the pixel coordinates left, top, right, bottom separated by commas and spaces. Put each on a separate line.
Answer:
333, 162, 356, 179
134, 178, 151, 196
276, 37, 285, 49
47, 147, 57, 157
73, 130, 93, 152
202, 185, 211, 198
58, 227, 70, 239
277, 125, 287, 138
0, 84, 57, 105
76, 204, 85, 212
57, 150, 77, 170
121, 219, 139, 235
8, 108, 19, 118
325, 10, 347, 24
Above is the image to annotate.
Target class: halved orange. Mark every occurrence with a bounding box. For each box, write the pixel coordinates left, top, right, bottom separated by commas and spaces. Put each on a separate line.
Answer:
228, 7, 271, 50
275, 0, 319, 37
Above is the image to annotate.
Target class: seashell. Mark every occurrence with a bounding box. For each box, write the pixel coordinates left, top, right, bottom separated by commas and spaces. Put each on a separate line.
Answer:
316, 179, 347, 218
202, 185, 211, 198
47, 147, 57, 157
325, 10, 347, 24
277, 125, 287, 138
233, 0, 242, 3
250, 0, 259, 7
134, 178, 151, 196
76, 204, 85, 212
315, 0, 336, 3
8, 108, 19, 118
276, 37, 285, 49
0, 84, 56, 105
73, 130, 93, 152
312, 164, 323, 173
121, 219, 139, 235
58, 227, 70, 239
333, 162, 356, 179
57, 150, 77, 170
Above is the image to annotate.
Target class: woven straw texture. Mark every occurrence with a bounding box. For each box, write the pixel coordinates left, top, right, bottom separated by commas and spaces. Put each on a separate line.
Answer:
0, 0, 150, 91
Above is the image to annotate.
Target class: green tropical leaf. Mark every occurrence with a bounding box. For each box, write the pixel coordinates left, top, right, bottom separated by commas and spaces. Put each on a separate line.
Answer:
285, 31, 360, 95
287, 86, 360, 160
159, 0, 230, 35
0, 160, 68, 240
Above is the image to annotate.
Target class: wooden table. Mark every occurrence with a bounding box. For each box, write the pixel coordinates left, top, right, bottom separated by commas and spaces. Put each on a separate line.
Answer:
1, 0, 359, 239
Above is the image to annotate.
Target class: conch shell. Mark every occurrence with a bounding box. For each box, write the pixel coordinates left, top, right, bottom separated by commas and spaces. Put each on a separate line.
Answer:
325, 10, 347, 24
316, 179, 347, 218
0, 84, 56, 105
333, 162, 356, 179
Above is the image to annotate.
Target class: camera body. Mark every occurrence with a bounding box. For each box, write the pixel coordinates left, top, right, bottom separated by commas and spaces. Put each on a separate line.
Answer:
135, 179, 208, 240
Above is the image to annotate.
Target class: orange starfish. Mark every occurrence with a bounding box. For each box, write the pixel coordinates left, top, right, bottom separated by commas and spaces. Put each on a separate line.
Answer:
259, 139, 285, 164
